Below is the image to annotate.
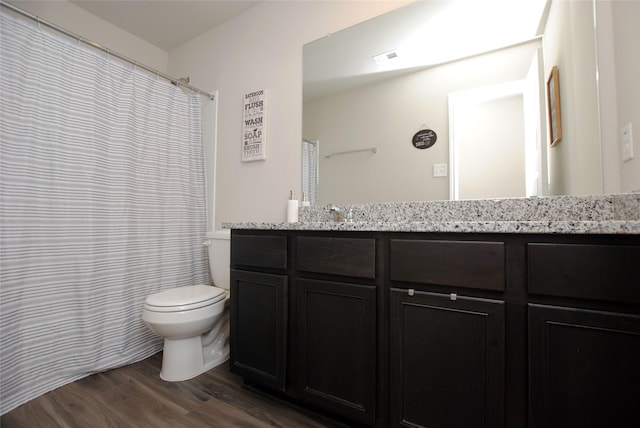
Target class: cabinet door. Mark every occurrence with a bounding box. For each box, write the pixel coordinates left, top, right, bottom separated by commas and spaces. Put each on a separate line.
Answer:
230, 269, 287, 391
297, 278, 376, 425
390, 288, 505, 428
529, 304, 640, 428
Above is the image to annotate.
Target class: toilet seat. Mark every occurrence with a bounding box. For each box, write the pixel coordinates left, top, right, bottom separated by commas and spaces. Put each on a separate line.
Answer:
144, 285, 226, 313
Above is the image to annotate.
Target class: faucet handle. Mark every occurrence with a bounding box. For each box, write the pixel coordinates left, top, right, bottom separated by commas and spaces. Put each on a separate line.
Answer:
329, 206, 345, 222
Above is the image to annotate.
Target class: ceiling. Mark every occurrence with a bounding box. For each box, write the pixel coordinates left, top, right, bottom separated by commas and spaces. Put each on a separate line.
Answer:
66, 1, 260, 51
304, 0, 549, 100
6, 0, 547, 98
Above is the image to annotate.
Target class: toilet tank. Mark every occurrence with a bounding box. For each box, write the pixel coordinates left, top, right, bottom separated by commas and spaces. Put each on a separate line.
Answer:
205, 230, 230, 290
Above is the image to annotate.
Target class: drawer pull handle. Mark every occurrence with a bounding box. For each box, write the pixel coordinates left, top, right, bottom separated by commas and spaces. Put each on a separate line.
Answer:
450, 293, 457, 301
408, 289, 415, 296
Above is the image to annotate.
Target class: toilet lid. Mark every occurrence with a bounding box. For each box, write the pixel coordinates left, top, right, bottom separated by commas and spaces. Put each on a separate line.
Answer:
144, 285, 226, 312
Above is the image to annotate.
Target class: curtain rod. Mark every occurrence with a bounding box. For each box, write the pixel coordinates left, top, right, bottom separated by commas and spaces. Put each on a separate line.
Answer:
0, 0, 215, 101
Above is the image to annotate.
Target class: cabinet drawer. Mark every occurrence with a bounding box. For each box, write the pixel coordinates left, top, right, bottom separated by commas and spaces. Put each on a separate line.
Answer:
296, 237, 375, 279
390, 239, 505, 291
231, 235, 287, 270
528, 243, 640, 304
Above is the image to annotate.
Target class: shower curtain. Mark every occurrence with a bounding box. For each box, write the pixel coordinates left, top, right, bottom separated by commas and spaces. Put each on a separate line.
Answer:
302, 139, 319, 206
0, 10, 209, 414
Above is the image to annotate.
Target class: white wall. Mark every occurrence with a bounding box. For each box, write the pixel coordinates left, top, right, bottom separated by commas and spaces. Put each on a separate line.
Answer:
304, 41, 539, 204
168, 1, 410, 228
543, 0, 602, 196
5, 1, 168, 72
595, 0, 621, 194
596, 0, 640, 194
612, 1, 640, 193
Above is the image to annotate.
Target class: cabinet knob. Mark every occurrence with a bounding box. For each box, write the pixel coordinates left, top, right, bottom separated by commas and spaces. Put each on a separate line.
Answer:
408, 289, 415, 296
450, 293, 457, 301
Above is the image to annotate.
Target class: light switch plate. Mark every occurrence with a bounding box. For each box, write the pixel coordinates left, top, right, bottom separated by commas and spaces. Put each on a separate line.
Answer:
433, 163, 448, 177
622, 122, 634, 162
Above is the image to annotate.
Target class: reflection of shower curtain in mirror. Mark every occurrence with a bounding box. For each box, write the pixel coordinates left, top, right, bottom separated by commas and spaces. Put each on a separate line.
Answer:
302, 139, 319, 205
0, 10, 208, 415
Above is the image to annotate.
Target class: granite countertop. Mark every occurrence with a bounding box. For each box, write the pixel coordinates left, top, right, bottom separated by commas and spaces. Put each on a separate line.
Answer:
223, 220, 640, 234
223, 194, 640, 235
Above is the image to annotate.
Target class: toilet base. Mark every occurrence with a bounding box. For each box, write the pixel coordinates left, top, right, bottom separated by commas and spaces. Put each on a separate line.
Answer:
159, 336, 229, 382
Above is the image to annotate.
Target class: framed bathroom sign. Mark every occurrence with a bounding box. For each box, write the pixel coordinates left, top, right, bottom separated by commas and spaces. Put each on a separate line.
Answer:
242, 89, 268, 161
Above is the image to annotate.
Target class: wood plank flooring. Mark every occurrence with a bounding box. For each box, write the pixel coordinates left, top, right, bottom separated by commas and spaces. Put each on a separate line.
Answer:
1, 352, 348, 428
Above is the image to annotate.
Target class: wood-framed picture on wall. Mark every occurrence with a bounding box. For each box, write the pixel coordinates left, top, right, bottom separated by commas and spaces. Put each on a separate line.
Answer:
547, 66, 562, 147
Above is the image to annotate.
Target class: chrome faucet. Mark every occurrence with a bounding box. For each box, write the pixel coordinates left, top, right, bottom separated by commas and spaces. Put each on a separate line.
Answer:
330, 206, 345, 222
330, 206, 354, 223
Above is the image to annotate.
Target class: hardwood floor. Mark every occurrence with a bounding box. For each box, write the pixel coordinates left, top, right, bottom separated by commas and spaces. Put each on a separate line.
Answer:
1, 352, 348, 428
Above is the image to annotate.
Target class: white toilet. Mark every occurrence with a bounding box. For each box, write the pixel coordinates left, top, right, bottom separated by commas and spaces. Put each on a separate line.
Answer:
141, 230, 230, 381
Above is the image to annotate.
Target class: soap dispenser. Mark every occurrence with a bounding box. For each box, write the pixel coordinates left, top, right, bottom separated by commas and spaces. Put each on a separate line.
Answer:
301, 191, 310, 207
287, 191, 299, 222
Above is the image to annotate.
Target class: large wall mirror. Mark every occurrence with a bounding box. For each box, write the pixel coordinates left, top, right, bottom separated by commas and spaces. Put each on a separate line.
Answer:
302, 0, 639, 205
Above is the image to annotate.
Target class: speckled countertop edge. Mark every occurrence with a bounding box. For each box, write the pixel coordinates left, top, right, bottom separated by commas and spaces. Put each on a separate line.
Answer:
222, 220, 640, 234
223, 194, 640, 235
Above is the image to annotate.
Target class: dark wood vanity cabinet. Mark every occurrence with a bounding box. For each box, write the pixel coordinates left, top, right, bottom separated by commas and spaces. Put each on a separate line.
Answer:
229, 234, 288, 391
230, 232, 380, 425
528, 304, 640, 428
297, 278, 377, 424
230, 270, 287, 390
230, 230, 640, 428
390, 289, 505, 428
389, 238, 507, 428
295, 236, 378, 424
527, 241, 640, 428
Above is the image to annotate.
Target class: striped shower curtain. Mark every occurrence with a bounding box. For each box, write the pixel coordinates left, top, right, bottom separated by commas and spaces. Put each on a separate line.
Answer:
302, 139, 319, 206
0, 10, 209, 414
